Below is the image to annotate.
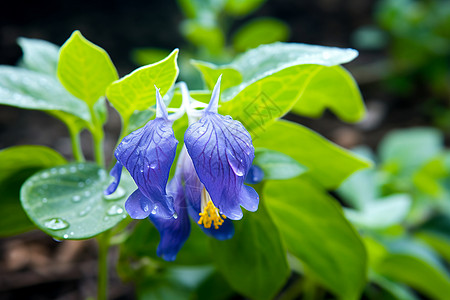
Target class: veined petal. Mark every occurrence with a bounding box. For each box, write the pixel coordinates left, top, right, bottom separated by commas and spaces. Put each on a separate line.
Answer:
185, 112, 259, 220
180, 148, 234, 240
149, 175, 190, 261
104, 161, 123, 195
114, 91, 178, 218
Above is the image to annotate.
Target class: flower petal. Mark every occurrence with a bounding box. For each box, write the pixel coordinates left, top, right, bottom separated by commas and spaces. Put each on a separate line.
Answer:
185, 111, 259, 220
104, 161, 123, 195
149, 176, 191, 261
115, 117, 178, 217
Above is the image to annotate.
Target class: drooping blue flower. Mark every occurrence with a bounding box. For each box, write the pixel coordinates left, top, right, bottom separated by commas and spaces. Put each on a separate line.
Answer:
105, 77, 259, 261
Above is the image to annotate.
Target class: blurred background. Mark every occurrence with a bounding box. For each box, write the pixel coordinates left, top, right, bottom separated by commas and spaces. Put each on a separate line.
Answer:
1, 0, 449, 299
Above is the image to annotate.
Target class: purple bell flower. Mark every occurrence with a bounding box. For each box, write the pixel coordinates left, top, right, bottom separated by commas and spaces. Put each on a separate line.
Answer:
105, 77, 259, 261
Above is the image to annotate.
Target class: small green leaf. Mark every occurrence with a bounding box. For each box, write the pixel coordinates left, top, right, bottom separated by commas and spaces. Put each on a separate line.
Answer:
254, 120, 371, 189
232, 18, 290, 52
106, 49, 179, 121
58, 30, 118, 106
17, 37, 59, 75
254, 148, 307, 180
0, 66, 91, 122
224, 0, 266, 16
344, 194, 412, 229
291, 66, 365, 122
181, 20, 225, 55
0, 146, 67, 237
210, 204, 289, 300
20, 162, 134, 240
264, 177, 367, 300
379, 127, 443, 172
374, 254, 450, 299
191, 60, 243, 90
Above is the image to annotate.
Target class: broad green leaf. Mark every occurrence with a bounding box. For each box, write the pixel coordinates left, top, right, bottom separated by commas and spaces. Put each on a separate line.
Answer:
291, 66, 365, 122
344, 194, 412, 229
58, 30, 118, 106
254, 148, 307, 180
336, 147, 378, 209
210, 203, 289, 300
216, 43, 362, 134
379, 127, 443, 172
17, 37, 59, 75
0, 146, 67, 237
254, 120, 371, 189
374, 254, 450, 299
191, 60, 242, 90
224, 0, 266, 16
264, 178, 367, 300
0, 66, 91, 122
232, 18, 290, 52
106, 49, 179, 121
20, 162, 134, 240
412, 155, 447, 197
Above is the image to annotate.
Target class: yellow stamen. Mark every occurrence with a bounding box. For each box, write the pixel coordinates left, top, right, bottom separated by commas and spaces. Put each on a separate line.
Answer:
198, 188, 226, 229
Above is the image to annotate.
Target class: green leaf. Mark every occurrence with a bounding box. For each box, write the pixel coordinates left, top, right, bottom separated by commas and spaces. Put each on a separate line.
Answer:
224, 0, 266, 16
416, 214, 450, 262
0, 66, 91, 122
20, 162, 134, 240
57, 30, 118, 106
232, 18, 290, 52
336, 147, 378, 209
291, 66, 365, 122
379, 127, 443, 172
374, 254, 450, 299
210, 203, 289, 300
191, 60, 243, 90
0, 146, 67, 237
216, 43, 362, 134
17, 37, 59, 75
264, 177, 367, 300
106, 49, 179, 121
254, 120, 371, 189
344, 194, 412, 229
181, 20, 225, 55
254, 148, 307, 180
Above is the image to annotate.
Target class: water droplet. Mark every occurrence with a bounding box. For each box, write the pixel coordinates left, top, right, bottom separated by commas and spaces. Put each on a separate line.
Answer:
107, 204, 124, 216
41, 172, 50, 178
151, 205, 158, 215
42, 198, 48, 203
226, 150, 245, 176
63, 234, 69, 239
78, 164, 85, 170
142, 204, 149, 212
69, 166, 77, 173
85, 179, 92, 185
225, 115, 232, 120
104, 216, 110, 221
103, 186, 126, 201
58, 168, 67, 175
72, 195, 81, 202
79, 206, 91, 217
78, 182, 85, 187
198, 128, 206, 134
44, 218, 69, 230
149, 162, 157, 169
70, 232, 74, 236
173, 212, 178, 219
83, 191, 91, 197
50, 168, 57, 175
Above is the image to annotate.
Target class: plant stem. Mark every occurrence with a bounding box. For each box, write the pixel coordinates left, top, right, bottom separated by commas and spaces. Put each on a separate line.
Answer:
96, 232, 110, 300
68, 126, 85, 162
89, 106, 105, 167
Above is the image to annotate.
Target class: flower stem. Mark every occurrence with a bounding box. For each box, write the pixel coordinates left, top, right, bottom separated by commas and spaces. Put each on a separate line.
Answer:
68, 126, 85, 162
89, 106, 105, 167
96, 231, 110, 300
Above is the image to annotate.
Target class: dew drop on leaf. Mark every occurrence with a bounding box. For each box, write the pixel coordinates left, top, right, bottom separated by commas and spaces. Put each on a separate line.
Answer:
44, 218, 69, 230
106, 204, 124, 216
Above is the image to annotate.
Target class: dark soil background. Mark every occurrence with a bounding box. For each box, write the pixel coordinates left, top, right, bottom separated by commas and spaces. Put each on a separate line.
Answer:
0, 0, 437, 299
